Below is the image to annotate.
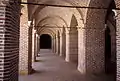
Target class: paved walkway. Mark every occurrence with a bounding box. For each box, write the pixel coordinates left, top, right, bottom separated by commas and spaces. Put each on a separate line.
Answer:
19, 49, 115, 81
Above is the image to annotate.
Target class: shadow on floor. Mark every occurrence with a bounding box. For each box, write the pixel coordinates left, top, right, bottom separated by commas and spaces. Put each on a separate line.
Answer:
19, 49, 115, 81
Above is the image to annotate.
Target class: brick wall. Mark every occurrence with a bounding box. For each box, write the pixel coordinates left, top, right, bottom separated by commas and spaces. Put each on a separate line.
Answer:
116, 10, 120, 81
0, 0, 20, 81
85, 9, 106, 73
19, 0, 32, 75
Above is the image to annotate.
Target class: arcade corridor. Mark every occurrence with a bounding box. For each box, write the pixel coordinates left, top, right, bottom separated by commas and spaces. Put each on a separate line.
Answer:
19, 49, 114, 81
0, 0, 120, 81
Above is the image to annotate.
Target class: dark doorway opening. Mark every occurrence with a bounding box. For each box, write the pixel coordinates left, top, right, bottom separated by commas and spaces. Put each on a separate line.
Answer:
40, 34, 52, 49
105, 26, 116, 76
105, 27, 111, 74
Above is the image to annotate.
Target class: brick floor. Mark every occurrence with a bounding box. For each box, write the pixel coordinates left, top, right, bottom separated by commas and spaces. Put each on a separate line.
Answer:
19, 49, 115, 81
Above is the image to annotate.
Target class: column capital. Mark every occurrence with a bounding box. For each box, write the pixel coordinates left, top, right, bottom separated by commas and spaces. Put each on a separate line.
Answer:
77, 24, 85, 30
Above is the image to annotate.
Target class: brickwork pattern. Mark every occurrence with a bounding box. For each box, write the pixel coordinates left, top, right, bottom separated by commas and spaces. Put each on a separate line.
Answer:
65, 30, 78, 63
27, 0, 118, 78
85, 8, 106, 73
86, 29, 105, 73
0, 6, 5, 80
0, 0, 20, 80
19, 0, 32, 75
116, 10, 120, 81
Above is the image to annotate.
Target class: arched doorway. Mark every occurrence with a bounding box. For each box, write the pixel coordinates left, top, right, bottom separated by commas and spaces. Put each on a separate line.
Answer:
105, 0, 116, 79
66, 15, 78, 63
105, 25, 116, 79
105, 26, 116, 74
40, 34, 52, 49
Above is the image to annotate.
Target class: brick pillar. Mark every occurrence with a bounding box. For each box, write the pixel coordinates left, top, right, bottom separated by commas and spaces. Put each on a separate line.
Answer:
65, 29, 78, 63
34, 33, 37, 61
60, 32, 66, 57
85, 8, 106, 73
116, 10, 120, 81
85, 29, 105, 73
34, 34, 38, 57
56, 35, 60, 55
19, 1, 32, 74
53, 36, 56, 53
34, 34, 39, 57
77, 28, 86, 73
0, 0, 20, 80
60, 34, 63, 56
52, 37, 54, 52
37, 36, 40, 55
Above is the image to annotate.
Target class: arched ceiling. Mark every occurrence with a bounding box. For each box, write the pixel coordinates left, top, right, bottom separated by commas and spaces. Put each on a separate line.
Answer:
29, 0, 89, 20
34, 6, 83, 27
85, 0, 113, 28
28, 0, 85, 30
27, 0, 119, 34
37, 16, 65, 33
36, 12, 69, 27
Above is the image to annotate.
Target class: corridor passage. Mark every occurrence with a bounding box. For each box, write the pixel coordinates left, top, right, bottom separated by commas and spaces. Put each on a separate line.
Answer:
19, 49, 114, 81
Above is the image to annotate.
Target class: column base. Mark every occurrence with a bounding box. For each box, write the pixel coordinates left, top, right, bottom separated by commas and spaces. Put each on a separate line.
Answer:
60, 54, 63, 57
65, 57, 69, 62
19, 70, 29, 75
19, 68, 35, 75
77, 66, 86, 74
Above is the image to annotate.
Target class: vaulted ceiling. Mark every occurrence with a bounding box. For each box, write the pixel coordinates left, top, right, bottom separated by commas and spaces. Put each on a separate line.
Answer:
27, 0, 114, 35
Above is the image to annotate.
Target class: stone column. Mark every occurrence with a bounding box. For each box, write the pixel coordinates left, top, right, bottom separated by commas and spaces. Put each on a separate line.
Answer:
77, 28, 86, 73
32, 30, 36, 62
65, 30, 78, 63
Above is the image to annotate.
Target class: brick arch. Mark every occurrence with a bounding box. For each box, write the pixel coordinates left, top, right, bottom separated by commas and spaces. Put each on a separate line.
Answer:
38, 28, 56, 39
105, 0, 116, 24
36, 10, 83, 32
69, 14, 78, 30
37, 15, 68, 26
65, 14, 79, 63
38, 23, 62, 35
32, 1, 84, 31
37, 15, 68, 32
86, 0, 111, 28
36, 15, 76, 35
35, 7, 73, 27
31, 0, 84, 20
